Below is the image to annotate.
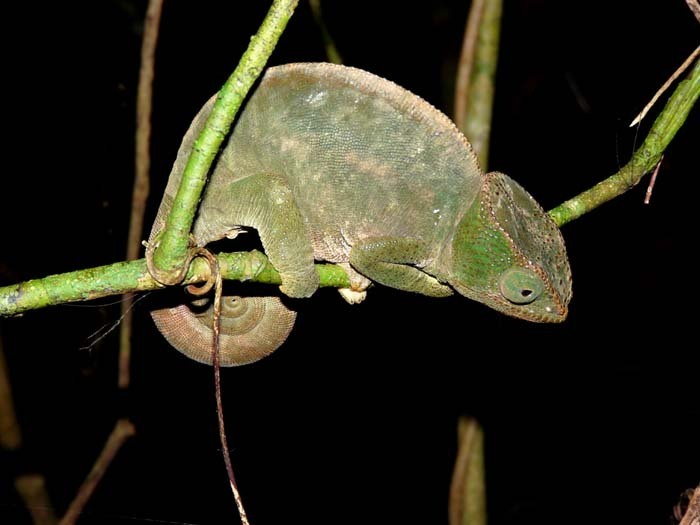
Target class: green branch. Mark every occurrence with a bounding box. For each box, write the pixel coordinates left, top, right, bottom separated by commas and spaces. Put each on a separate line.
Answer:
549, 57, 700, 227
0, 253, 349, 317
150, 0, 299, 285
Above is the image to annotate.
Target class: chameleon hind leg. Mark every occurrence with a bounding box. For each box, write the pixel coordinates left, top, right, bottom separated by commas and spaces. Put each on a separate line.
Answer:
198, 171, 319, 299
349, 236, 454, 297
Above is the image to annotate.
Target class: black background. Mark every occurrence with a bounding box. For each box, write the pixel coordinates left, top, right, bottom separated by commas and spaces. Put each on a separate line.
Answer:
1, 1, 698, 524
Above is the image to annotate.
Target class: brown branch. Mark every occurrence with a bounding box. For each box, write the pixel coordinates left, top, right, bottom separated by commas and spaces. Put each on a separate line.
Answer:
1, 336, 58, 524
678, 486, 700, 525
15, 474, 58, 525
686, 0, 700, 24
58, 418, 136, 525
453, 0, 485, 132
449, 417, 487, 525
119, 0, 165, 390
0, 338, 22, 450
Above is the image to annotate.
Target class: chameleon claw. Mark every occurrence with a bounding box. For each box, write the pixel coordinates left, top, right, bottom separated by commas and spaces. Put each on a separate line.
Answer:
338, 288, 367, 304
336, 262, 370, 304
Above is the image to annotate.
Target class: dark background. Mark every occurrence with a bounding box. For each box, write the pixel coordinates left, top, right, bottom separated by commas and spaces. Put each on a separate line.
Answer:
1, 1, 698, 524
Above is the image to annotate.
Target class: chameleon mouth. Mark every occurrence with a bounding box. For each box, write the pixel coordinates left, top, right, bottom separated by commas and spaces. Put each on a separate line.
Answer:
500, 296, 568, 323
449, 269, 571, 322
533, 302, 568, 323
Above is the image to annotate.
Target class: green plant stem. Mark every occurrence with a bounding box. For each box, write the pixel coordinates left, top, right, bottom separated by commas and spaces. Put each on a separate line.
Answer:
454, 0, 502, 168
0, 253, 349, 317
549, 57, 700, 227
150, 0, 299, 285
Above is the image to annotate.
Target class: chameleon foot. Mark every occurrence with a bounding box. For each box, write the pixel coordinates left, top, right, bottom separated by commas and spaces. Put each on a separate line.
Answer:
337, 263, 371, 304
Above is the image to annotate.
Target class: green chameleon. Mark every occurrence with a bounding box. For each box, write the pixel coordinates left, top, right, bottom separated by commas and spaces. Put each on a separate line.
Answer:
149, 62, 572, 366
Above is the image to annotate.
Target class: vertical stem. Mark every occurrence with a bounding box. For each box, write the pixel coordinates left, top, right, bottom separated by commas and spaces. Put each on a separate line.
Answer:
449, 417, 487, 525
0, 338, 22, 450
119, 0, 164, 390
453, 0, 503, 168
1, 335, 58, 524
15, 475, 58, 525
454, 0, 485, 132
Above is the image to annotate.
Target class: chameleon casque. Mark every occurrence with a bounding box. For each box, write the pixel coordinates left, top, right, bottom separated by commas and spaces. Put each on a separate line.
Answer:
150, 62, 572, 366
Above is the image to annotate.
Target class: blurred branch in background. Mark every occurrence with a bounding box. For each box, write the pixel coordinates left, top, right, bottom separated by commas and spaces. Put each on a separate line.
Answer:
449, 2, 503, 523
453, 0, 502, 168
1, 330, 58, 525
449, 417, 487, 525
119, 0, 164, 390
309, 0, 342, 64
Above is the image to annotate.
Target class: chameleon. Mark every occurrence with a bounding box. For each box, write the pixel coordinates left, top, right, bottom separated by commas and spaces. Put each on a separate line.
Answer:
149, 62, 572, 366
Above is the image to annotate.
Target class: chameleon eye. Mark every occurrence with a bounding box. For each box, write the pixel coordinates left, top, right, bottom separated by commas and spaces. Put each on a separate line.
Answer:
499, 268, 544, 305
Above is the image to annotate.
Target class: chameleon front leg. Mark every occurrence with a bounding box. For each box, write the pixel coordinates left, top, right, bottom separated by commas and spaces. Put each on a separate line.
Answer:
349, 237, 454, 297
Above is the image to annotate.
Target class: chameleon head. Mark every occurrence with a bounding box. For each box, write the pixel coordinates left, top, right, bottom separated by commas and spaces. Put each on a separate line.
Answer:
449, 171, 572, 322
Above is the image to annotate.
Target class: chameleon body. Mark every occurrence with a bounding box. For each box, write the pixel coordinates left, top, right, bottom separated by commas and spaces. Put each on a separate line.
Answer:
150, 62, 572, 366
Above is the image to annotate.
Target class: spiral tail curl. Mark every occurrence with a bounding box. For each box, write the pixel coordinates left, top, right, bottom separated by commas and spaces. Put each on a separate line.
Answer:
151, 294, 297, 366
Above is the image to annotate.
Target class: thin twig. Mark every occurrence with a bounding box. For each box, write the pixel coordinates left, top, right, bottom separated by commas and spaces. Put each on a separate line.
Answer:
206, 251, 250, 524
630, 46, 699, 127
119, 0, 164, 390
644, 154, 663, 204
58, 419, 136, 525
